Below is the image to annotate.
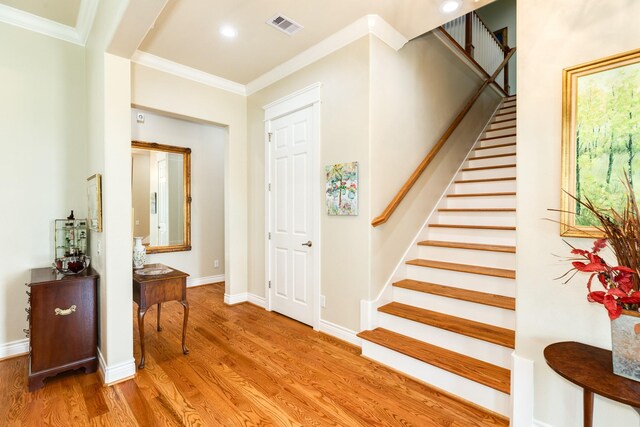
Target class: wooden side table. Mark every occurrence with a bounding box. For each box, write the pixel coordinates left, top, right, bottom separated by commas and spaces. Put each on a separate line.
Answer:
544, 341, 640, 427
132, 264, 190, 369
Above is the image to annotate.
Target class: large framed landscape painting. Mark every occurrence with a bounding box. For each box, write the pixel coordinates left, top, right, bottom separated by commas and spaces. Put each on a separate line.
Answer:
561, 48, 640, 237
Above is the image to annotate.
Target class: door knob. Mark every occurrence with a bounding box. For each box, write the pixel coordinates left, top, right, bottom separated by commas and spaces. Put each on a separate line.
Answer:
302, 241, 313, 247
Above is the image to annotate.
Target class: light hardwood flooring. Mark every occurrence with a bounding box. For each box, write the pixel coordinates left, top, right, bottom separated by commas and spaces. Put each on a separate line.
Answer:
0, 283, 508, 426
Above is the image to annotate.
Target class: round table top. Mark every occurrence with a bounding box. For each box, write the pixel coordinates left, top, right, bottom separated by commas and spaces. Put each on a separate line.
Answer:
544, 341, 640, 408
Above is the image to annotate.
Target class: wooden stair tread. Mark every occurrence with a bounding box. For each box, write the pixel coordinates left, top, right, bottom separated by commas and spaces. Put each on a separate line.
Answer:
406, 259, 516, 279
429, 224, 515, 231
418, 240, 516, 253
462, 164, 516, 172
439, 208, 516, 212
447, 192, 516, 197
469, 153, 516, 161
357, 328, 511, 394
455, 177, 516, 184
393, 279, 516, 310
495, 111, 516, 117
481, 133, 517, 142
475, 142, 516, 151
378, 302, 515, 349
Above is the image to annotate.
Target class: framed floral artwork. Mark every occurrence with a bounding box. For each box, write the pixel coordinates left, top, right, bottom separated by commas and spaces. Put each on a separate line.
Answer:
325, 162, 358, 215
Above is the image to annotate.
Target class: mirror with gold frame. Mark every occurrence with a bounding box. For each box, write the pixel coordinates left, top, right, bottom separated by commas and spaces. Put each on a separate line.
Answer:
131, 141, 191, 253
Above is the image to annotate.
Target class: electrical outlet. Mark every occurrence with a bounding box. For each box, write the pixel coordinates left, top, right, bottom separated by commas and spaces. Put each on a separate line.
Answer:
136, 112, 145, 123
321, 295, 326, 308
214, 259, 220, 268
96, 239, 101, 255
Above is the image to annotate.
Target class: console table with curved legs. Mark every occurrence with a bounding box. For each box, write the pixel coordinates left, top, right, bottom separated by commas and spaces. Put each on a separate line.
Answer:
132, 264, 189, 369
544, 341, 640, 427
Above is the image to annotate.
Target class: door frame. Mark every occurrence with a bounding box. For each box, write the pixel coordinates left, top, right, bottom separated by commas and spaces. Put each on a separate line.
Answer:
263, 82, 322, 330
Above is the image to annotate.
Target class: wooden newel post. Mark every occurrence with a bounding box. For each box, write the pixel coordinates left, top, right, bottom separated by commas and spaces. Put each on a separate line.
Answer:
464, 13, 474, 57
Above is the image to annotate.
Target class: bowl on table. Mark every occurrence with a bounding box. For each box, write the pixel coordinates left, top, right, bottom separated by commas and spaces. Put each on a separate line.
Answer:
53, 255, 91, 275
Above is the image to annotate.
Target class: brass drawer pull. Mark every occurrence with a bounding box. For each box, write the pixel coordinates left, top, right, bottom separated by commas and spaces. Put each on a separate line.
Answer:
54, 305, 77, 316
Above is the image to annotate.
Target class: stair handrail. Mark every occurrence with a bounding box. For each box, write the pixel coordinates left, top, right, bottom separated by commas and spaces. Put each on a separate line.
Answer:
371, 47, 516, 228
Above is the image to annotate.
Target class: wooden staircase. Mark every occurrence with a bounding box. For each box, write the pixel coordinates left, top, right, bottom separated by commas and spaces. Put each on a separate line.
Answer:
358, 95, 517, 418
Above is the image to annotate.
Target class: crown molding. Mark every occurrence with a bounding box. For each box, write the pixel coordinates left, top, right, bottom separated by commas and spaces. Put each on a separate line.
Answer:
131, 50, 247, 96
0, 0, 98, 46
246, 14, 408, 95
76, 0, 99, 45
132, 14, 408, 98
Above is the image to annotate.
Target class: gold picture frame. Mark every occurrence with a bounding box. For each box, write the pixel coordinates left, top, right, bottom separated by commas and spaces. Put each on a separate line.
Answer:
561, 48, 640, 237
87, 173, 103, 232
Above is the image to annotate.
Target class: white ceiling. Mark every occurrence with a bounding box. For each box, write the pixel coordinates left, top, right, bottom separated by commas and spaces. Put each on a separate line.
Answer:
0, 0, 80, 26
139, 0, 495, 85
0, 0, 494, 85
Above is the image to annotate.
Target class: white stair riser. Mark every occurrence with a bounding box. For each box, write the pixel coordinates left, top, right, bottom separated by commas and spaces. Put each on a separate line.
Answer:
466, 155, 516, 169
494, 112, 516, 122
417, 246, 515, 269
480, 135, 517, 147
454, 180, 516, 194
393, 287, 515, 329
460, 166, 516, 181
445, 195, 516, 209
435, 211, 516, 226
483, 128, 516, 140
497, 106, 516, 115
361, 341, 511, 416
488, 122, 516, 133
483, 125, 516, 136
406, 265, 515, 296
426, 226, 516, 245
378, 313, 513, 368
473, 144, 516, 156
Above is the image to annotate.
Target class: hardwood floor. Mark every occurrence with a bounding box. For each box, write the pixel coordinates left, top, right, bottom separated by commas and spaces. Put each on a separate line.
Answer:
0, 283, 508, 426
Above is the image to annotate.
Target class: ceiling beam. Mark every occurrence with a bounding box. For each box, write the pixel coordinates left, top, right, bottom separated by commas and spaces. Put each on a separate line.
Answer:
108, 0, 168, 58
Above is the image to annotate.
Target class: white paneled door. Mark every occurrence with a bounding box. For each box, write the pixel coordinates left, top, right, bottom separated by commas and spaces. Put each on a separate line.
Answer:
269, 106, 315, 326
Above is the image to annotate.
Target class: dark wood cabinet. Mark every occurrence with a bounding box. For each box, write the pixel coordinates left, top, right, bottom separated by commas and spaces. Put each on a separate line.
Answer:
27, 267, 99, 391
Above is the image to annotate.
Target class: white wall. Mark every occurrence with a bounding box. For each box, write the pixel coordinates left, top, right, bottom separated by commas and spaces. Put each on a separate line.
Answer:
85, 0, 135, 373
517, 0, 640, 425
246, 32, 501, 332
0, 22, 86, 349
247, 36, 371, 331
131, 63, 248, 299
131, 108, 226, 281
476, 0, 517, 94
369, 32, 501, 298
132, 152, 151, 238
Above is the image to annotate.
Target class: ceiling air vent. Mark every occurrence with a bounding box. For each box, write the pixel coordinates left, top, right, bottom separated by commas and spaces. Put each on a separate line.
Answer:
267, 14, 303, 36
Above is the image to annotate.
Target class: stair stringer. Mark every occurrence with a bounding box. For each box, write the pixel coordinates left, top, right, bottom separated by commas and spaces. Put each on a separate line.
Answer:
361, 101, 502, 332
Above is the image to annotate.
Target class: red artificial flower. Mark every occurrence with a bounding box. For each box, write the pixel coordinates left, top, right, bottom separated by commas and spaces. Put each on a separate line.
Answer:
562, 239, 640, 320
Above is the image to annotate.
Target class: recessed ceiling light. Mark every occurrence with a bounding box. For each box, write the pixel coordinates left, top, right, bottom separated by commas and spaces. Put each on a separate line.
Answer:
219, 25, 237, 38
441, 0, 462, 13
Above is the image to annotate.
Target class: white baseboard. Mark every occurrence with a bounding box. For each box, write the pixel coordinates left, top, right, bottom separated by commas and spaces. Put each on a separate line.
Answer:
247, 293, 266, 308
224, 292, 248, 305
187, 274, 225, 288
319, 319, 361, 347
0, 338, 28, 360
533, 420, 553, 427
98, 349, 136, 385
511, 351, 535, 427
